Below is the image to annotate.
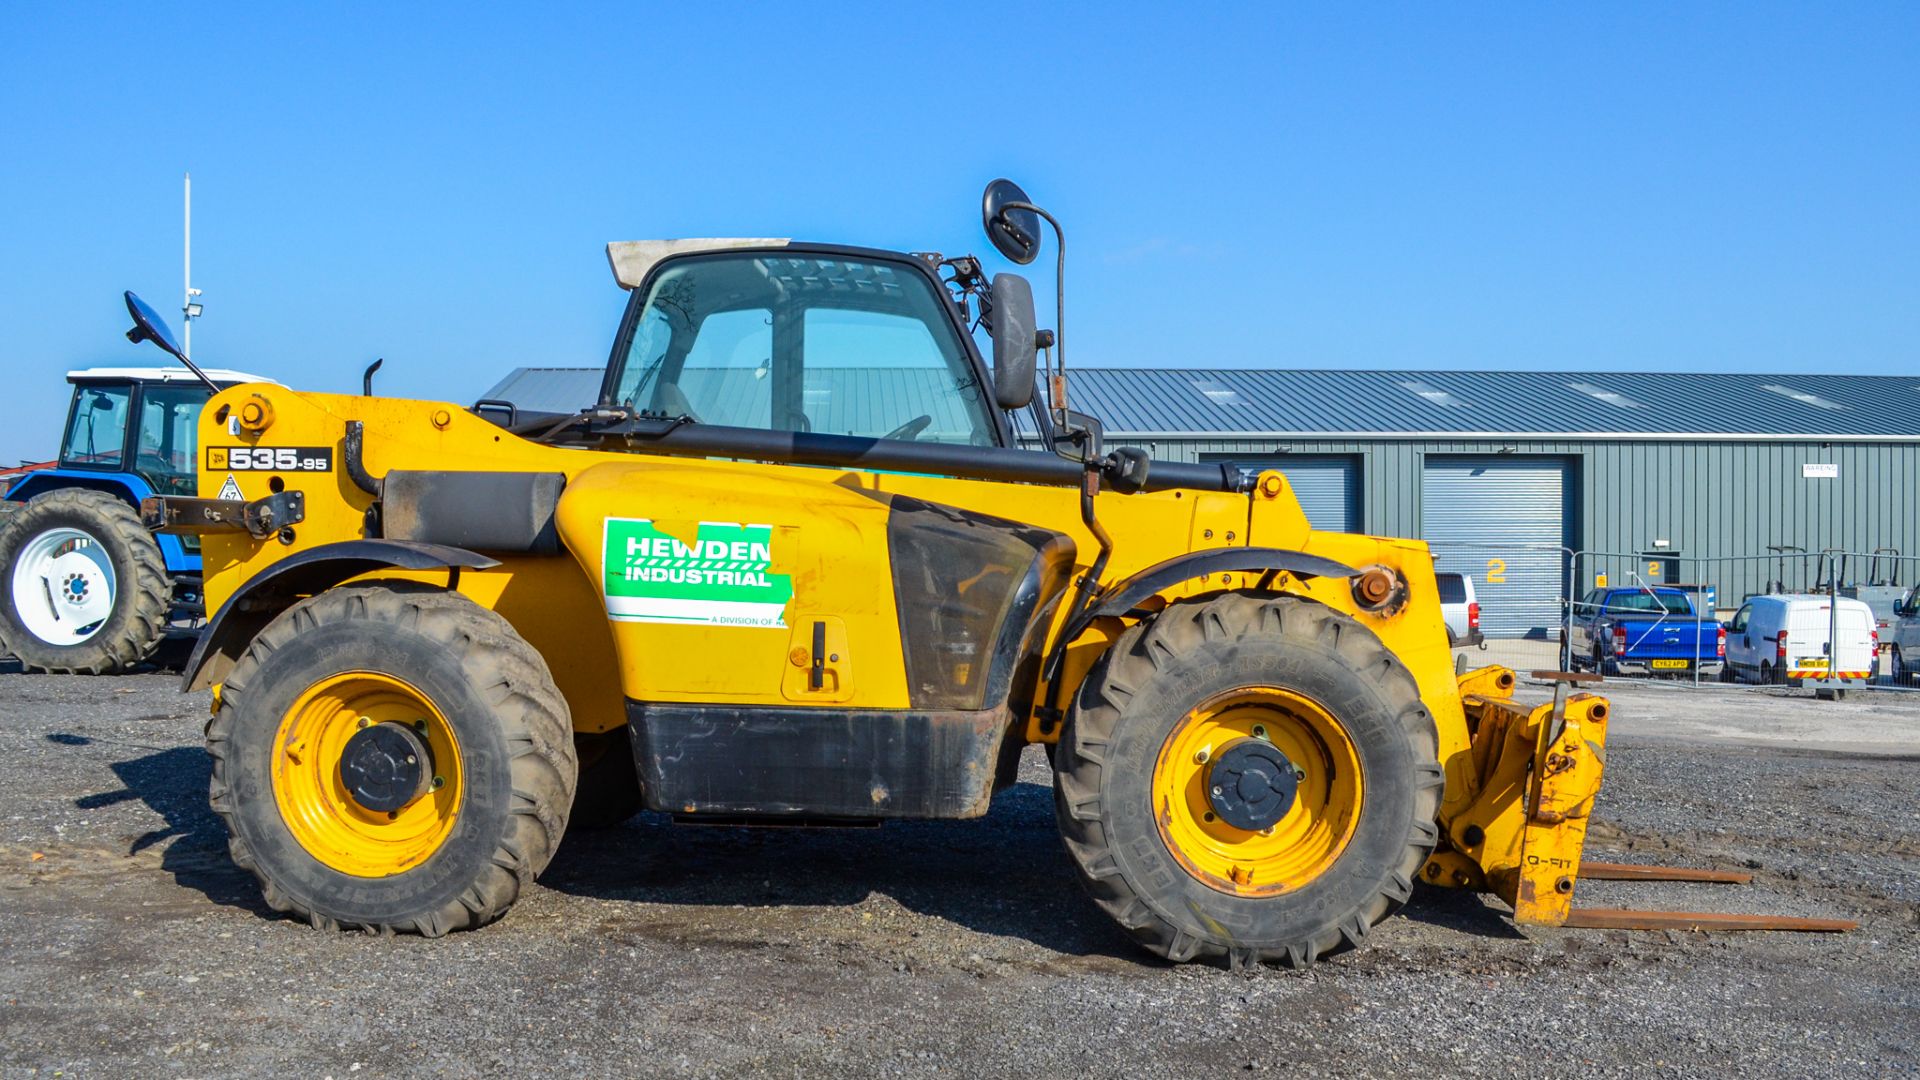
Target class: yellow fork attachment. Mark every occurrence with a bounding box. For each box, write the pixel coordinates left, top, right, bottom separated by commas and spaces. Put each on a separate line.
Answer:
1428, 666, 1857, 935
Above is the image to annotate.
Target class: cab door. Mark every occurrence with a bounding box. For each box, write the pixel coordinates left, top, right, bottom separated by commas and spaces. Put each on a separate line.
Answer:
1569, 589, 1602, 658
1725, 603, 1756, 679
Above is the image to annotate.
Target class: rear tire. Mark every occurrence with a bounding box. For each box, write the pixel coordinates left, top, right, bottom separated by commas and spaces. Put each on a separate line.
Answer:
1054, 592, 1442, 969
209, 583, 576, 935
0, 489, 169, 674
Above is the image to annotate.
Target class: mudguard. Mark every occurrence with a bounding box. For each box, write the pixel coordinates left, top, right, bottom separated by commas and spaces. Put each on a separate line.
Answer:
180, 539, 499, 691
1061, 546, 1360, 646
6, 469, 199, 574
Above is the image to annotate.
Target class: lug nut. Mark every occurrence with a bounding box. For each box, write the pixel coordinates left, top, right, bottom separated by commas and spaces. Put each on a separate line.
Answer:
1193, 746, 1211, 764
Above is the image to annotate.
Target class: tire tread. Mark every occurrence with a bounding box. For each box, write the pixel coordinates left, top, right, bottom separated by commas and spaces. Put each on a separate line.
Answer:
206, 583, 574, 937
1053, 591, 1443, 969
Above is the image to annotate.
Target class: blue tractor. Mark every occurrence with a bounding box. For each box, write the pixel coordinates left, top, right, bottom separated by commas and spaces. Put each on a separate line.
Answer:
2, 365, 270, 673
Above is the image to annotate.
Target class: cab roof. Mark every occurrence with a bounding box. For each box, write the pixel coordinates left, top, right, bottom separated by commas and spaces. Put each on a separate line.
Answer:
606, 239, 791, 290
66, 366, 277, 385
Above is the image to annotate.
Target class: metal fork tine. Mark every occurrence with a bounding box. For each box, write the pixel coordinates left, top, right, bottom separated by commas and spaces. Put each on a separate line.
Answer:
1578, 861, 1754, 884
1564, 908, 1858, 932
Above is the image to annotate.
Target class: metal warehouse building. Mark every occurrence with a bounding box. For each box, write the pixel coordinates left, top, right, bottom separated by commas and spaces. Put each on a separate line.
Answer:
484, 367, 1920, 636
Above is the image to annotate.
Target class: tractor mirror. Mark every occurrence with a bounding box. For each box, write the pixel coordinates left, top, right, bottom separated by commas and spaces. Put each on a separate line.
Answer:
982, 178, 1042, 266
123, 291, 186, 362
988, 273, 1036, 409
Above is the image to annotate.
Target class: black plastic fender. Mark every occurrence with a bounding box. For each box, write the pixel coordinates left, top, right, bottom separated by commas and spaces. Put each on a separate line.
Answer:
1062, 547, 1359, 647
180, 539, 500, 691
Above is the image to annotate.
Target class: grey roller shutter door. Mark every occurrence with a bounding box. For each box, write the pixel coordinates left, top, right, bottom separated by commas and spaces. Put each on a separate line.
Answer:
1227, 457, 1360, 532
1422, 457, 1571, 639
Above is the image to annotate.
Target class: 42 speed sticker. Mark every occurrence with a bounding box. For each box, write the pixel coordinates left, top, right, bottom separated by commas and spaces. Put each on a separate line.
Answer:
207, 446, 334, 472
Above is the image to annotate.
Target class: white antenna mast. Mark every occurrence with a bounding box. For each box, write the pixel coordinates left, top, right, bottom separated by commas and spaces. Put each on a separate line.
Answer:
183, 173, 204, 358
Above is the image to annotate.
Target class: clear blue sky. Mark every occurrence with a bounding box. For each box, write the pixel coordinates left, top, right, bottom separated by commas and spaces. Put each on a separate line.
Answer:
3, 3, 1916, 464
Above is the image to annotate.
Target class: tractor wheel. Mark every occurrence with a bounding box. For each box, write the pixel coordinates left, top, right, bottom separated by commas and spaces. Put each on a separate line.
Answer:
209, 583, 576, 935
1054, 592, 1442, 969
0, 489, 170, 674
569, 728, 644, 829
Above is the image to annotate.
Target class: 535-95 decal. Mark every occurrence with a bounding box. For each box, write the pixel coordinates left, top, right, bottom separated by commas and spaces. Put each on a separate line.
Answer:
208, 446, 334, 472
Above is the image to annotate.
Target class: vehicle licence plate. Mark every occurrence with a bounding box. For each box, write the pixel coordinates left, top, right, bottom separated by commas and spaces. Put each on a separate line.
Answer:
1797, 657, 1828, 669
1651, 659, 1690, 670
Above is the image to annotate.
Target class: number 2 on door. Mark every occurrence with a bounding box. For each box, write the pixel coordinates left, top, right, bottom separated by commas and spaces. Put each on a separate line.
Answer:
1486, 558, 1506, 584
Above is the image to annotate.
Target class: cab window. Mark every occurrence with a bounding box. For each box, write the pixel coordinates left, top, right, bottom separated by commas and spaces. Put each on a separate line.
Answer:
60, 385, 131, 469
1727, 605, 1750, 634
134, 384, 212, 495
611, 253, 996, 446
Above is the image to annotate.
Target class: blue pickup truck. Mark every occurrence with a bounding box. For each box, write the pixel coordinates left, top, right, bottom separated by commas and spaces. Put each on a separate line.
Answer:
1569, 586, 1726, 677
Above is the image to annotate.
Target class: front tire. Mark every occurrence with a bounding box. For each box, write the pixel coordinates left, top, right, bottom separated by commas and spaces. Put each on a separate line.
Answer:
209, 583, 576, 935
0, 489, 169, 673
1054, 592, 1442, 969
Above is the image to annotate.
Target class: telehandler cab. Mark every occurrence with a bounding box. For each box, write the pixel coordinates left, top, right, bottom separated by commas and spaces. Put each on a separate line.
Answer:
135, 182, 1849, 965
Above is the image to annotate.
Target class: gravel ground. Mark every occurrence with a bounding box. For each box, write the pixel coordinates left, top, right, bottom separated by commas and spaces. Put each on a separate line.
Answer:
1, 667, 1915, 1078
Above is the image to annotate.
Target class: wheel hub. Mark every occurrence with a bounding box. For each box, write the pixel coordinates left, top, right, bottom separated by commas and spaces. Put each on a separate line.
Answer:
339, 722, 434, 814
1205, 737, 1300, 831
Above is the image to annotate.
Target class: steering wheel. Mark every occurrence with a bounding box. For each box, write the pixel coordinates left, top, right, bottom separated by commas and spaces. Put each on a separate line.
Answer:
882, 414, 933, 442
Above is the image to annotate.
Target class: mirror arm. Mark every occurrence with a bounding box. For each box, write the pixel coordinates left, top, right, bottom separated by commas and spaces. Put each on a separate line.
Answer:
998, 200, 1066, 423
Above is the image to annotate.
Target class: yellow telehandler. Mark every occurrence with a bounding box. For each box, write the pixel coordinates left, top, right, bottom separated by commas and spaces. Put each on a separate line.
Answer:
130, 183, 1847, 966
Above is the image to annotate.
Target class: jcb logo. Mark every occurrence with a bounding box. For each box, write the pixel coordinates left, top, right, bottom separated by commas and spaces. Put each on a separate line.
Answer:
208, 446, 334, 472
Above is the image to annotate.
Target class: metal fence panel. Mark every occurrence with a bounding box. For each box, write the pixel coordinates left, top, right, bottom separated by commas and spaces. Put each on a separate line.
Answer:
1567, 549, 1920, 692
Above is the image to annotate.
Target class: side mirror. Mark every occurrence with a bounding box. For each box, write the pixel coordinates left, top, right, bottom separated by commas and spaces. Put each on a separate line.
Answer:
987, 273, 1036, 409
123, 291, 187, 362
982, 178, 1042, 265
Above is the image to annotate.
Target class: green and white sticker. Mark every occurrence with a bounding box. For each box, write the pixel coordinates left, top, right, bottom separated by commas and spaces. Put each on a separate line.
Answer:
601, 518, 793, 627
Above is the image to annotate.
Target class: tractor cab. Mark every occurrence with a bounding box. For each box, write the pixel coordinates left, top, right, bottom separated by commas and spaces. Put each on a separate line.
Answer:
52, 367, 273, 499
0, 362, 274, 675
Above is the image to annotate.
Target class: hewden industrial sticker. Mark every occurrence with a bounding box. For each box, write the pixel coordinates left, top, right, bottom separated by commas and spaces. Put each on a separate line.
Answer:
601, 518, 793, 627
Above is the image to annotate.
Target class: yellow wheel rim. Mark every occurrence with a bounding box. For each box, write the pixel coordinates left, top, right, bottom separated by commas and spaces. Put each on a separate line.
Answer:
271, 671, 463, 877
1152, 685, 1363, 896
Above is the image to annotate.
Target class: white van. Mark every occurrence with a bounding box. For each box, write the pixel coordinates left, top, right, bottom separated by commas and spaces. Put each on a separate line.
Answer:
1724, 594, 1878, 690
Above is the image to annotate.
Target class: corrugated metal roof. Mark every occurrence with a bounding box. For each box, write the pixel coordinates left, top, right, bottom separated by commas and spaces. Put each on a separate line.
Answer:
481, 367, 1920, 440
